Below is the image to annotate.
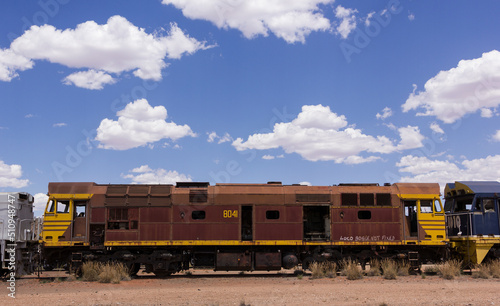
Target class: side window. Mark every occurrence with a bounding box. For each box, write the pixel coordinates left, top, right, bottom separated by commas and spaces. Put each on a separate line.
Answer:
420, 200, 433, 213
74, 201, 87, 217
434, 199, 443, 213
47, 200, 55, 213
484, 199, 495, 212
266, 210, 280, 220
56, 200, 70, 213
358, 210, 371, 220
192, 210, 206, 220
474, 198, 482, 212
341, 193, 358, 206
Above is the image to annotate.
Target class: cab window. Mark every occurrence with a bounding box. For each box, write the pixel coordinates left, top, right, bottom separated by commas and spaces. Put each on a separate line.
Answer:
56, 200, 70, 213
47, 200, 55, 213
434, 199, 443, 213
484, 199, 495, 212
420, 200, 433, 213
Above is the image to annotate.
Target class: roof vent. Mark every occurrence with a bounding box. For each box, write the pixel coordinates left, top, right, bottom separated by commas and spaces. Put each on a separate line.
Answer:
267, 181, 282, 185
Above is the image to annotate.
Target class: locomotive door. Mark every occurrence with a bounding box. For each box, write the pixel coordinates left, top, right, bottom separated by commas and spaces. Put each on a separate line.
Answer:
403, 200, 418, 241
241, 205, 253, 241
72, 200, 87, 241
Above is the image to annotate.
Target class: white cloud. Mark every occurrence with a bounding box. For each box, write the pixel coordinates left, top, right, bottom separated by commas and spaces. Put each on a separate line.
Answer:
397, 155, 500, 190
408, 13, 415, 21
335, 5, 357, 39
63, 70, 116, 90
299, 181, 312, 186
33, 193, 48, 216
365, 11, 375, 26
0, 49, 33, 81
95, 98, 196, 150
123, 165, 192, 184
162, 0, 333, 44
262, 155, 275, 160
207, 131, 232, 143
480, 108, 495, 118
0, 160, 29, 188
430, 122, 444, 134
376, 107, 393, 120
52, 123, 67, 128
25, 114, 34, 118
232, 104, 425, 164
402, 50, 500, 123
492, 130, 500, 142
4, 16, 211, 87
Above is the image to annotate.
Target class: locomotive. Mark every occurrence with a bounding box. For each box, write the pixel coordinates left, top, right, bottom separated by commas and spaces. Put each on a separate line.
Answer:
2, 180, 499, 277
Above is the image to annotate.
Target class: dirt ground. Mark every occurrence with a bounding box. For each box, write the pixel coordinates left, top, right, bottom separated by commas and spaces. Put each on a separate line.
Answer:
3, 270, 499, 305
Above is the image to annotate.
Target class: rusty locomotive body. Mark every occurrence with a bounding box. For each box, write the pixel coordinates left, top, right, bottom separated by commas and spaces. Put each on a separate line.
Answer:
41, 181, 448, 275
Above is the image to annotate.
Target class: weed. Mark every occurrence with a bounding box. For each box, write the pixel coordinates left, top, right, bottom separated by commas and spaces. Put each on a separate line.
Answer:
81, 261, 131, 284
397, 261, 410, 276
367, 259, 381, 276
423, 265, 439, 275
471, 265, 490, 279
437, 260, 462, 280
381, 259, 398, 280
341, 259, 363, 280
488, 260, 500, 278
297, 273, 303, 280
310, 262, 324, 279
65, 275, 76, 282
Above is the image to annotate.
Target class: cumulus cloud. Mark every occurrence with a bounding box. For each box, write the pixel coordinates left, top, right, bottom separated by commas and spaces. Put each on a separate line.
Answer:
0, 160, 29, 188
492, 130, 500, 142
0, 49, 33, 81
207, 131, 232, 144
122, 165, 192, 184
365, 11, 375, 26
63, 70, 116, 90
95, 99, 196, 150
33, 193, 49, 216
2, 16, 212, 87
335, 5, 357, 39
430, 122, 444, 134
397, 155, 500, 190
376, 107, 393, 120
232, 104, 425, 164
162, 0, 333, 43
402, 50, 500, 123
52, 123, 67, 128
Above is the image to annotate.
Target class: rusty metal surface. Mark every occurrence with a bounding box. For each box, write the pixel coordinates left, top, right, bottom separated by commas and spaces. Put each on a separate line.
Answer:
254, 223, 302, 240
48, 182, 95, 194
331, 207, 399, 223
106, 230, 139, 241
332, 222, 401, 242
254, 252, 281, 270
172, 223, 239, 240
393, 183, 440, 196
90, 207, 105, 223
216, 252, 251, 270
139, 223, 170, 240
140, 207, 171, 222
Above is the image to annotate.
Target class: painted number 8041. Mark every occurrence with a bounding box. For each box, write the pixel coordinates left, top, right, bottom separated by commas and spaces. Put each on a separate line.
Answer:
223, 210, 238, 218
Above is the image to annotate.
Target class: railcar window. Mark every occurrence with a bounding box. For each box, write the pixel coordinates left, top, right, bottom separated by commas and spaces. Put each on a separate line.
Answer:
376, 193, 391, 206
341, 193, 358, 206
56, 200, 70, 213
192, 210, 206, 220
434, 199, 442, 213
484, 199, 495, 212
358, 210, 371, 219
74, 201, 87, 217
47, 200, 55, 213
420, 200, 433, 213
474, 199, 482, 211
266, 210, 280, 219
360, 193, 374, 206
444, 200, 453, 212
454, 196, 474, 212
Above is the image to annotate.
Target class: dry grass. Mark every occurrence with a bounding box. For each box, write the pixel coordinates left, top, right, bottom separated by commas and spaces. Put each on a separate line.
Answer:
309, 261, 337, 279
488, 260, 500, 278
340, 259, 363, 280
397, 261, 410, 276
366, 259, 382, 276
81, 261, 131, 284
437, 260, 462, 280
381, 259, 398, 280
423, 265, 439, 275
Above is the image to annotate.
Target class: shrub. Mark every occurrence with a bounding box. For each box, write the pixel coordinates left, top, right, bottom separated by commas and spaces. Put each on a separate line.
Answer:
471, 265, 490, 279
438, 260, 462, 280
366, 259, 381, 277
381, 259, 398, 280
397, 261, 410, 276
310, 262, 324, 279
341, 259, 363, 280
423, 265, 439, 275
82, 261, 102, 282
488, 260, 500, 278
81, 261, 131, 284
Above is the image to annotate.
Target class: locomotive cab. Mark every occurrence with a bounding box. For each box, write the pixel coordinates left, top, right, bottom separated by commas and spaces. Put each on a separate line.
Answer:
444, 181, 500, 264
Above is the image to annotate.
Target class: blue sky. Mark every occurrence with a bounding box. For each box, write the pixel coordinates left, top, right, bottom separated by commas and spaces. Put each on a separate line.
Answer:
1, 0, 499, 215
